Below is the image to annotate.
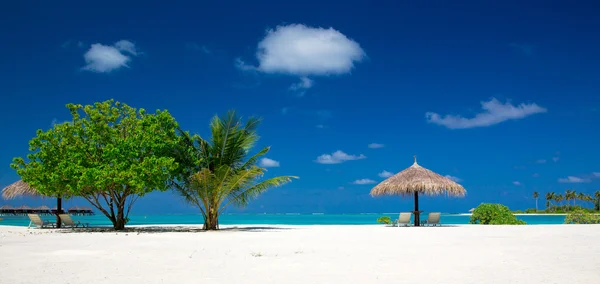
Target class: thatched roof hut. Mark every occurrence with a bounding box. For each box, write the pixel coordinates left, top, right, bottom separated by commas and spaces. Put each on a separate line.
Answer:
35, 205, 51, 211
0, 205, 14, 210
2, 180, 43, 200
370, 156, 466, 226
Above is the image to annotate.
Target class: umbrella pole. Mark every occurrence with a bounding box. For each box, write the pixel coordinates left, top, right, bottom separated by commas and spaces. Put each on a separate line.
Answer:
56, 197, 62, 228
414, 192, 420, 226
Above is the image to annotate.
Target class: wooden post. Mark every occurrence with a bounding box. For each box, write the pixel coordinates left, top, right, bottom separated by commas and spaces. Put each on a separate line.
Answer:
414, 192, 420, 226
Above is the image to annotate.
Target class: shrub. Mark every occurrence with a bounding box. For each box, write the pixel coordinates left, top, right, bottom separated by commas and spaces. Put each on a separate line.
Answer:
564, 209, 600, 224
525, 208, 538, 214
469, 203, 526, 225
377, 216, 392, 225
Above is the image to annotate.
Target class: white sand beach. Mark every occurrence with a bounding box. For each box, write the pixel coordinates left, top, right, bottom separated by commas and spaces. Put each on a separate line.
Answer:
1, 225, 599, 284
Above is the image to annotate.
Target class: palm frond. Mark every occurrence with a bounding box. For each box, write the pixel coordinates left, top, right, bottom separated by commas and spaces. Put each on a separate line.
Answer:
222, 175, 298, 211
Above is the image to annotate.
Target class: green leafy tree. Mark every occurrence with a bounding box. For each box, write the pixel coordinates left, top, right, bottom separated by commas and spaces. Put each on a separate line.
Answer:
469, 203, 526, 225
533, 191, 539, 211
12, 100, 180, 230
564, 209, 600, 224
173, 111, 297, 230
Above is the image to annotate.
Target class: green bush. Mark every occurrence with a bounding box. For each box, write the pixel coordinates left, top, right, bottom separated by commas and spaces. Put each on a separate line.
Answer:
469, 203, 526, 225
524, 208, 538, 214
564, 209, 600, 224
377, 216, 392, 225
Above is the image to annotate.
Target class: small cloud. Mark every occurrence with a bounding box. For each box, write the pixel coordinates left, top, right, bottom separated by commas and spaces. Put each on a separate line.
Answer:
532, 173, 540, 178
513, 181, 522, 186
593, 172, 600, 177
426, 98, 547, 129
290, 77, 313, 91
82, 40, 139, 73
351, 178, 377, 185
552, 157, 560, 162
378, 170, 394, 178
445, 175, 462, 182
514, 165, 527, 170
368, 143, 384, 149
536, 159, 547, 164
234, 58, 257, 71
558, 176, 591, 183
337, 186, 345, 190
259, 158, 280, 168
509, 43, 535, 56
281, 107, 289, 115
114, 40, 138, 56
315, 150, 366, 164
316, 124, 326, 129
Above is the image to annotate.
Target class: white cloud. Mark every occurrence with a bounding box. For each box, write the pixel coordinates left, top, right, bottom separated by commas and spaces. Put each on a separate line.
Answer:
315, 150, 366, 164
532, 173, 540, 178
290, 76, 313, 91
378, 170, 394, 178
368, 143, 384, 149
316, 124, 326, 129
234, 58, 256, 71
426, 98, 547, 129
536, 159, 547, 164
445, 175, 462, 182
552, 157, 560, 162
338, 186, 345, 190
352, 179, 377, 185
259, 158, 280, 168
248, 24, 365, 75
558, 176, 591, 183
114, 40, 138, 56
82, 40, 139, 73
513, 181, 521, 186
594, 172, 600, 177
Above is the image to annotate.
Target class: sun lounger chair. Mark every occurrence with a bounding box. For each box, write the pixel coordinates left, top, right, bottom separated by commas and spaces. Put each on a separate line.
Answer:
58, 214, 89, 228
421, 212, 441, 226
395, 212, 412, 227
27, 214, 56, 229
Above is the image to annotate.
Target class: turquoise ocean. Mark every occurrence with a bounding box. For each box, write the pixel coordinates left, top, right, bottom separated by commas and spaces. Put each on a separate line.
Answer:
0, 213, 567, 227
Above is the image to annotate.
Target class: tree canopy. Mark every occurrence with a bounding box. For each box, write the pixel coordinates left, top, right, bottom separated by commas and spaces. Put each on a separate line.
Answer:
12, 100, 180, 230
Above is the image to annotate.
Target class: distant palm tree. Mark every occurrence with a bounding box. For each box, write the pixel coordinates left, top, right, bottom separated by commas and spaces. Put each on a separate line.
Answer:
545, 192, 555, 210
533, 191, 539, 211
555, 194, 564, 210
576, 192, 586, 207
595, 190, 600, 211
565, 190, 574, 207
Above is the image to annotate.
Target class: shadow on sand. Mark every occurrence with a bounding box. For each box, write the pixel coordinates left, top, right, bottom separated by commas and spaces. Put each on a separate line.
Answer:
52, 225, 292, 234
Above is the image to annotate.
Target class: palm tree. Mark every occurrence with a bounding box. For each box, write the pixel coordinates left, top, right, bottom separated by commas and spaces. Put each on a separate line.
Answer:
576, 192, 586, 207
545, 192, 555, 211
595, 190, 600, 211
533, 191, 539, 211
565, 190, 574, 207
555, 194, 564, 211
172, 111, 297, 230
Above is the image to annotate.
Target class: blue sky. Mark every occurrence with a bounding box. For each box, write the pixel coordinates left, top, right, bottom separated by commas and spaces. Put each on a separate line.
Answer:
1, 0, 599, 214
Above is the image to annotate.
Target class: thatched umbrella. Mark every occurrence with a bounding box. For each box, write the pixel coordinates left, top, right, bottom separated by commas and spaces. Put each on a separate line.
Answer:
370, 156, 466, 226
2, 180, 65, 228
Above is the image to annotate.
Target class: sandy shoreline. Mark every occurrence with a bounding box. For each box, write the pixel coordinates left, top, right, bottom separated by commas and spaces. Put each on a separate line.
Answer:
1, 225, 599, 284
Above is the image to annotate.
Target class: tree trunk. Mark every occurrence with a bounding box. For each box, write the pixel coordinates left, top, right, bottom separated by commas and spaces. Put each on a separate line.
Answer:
56, 197, 62, 229
535, 198, 538, 211
203, 209, 219, 230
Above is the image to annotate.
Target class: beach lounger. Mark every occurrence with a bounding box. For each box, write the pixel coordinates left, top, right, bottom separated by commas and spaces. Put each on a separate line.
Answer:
395, 212, 412, 227
27, 214, 56, 229
421, 212, 441, 226
58, 214, 89, 228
